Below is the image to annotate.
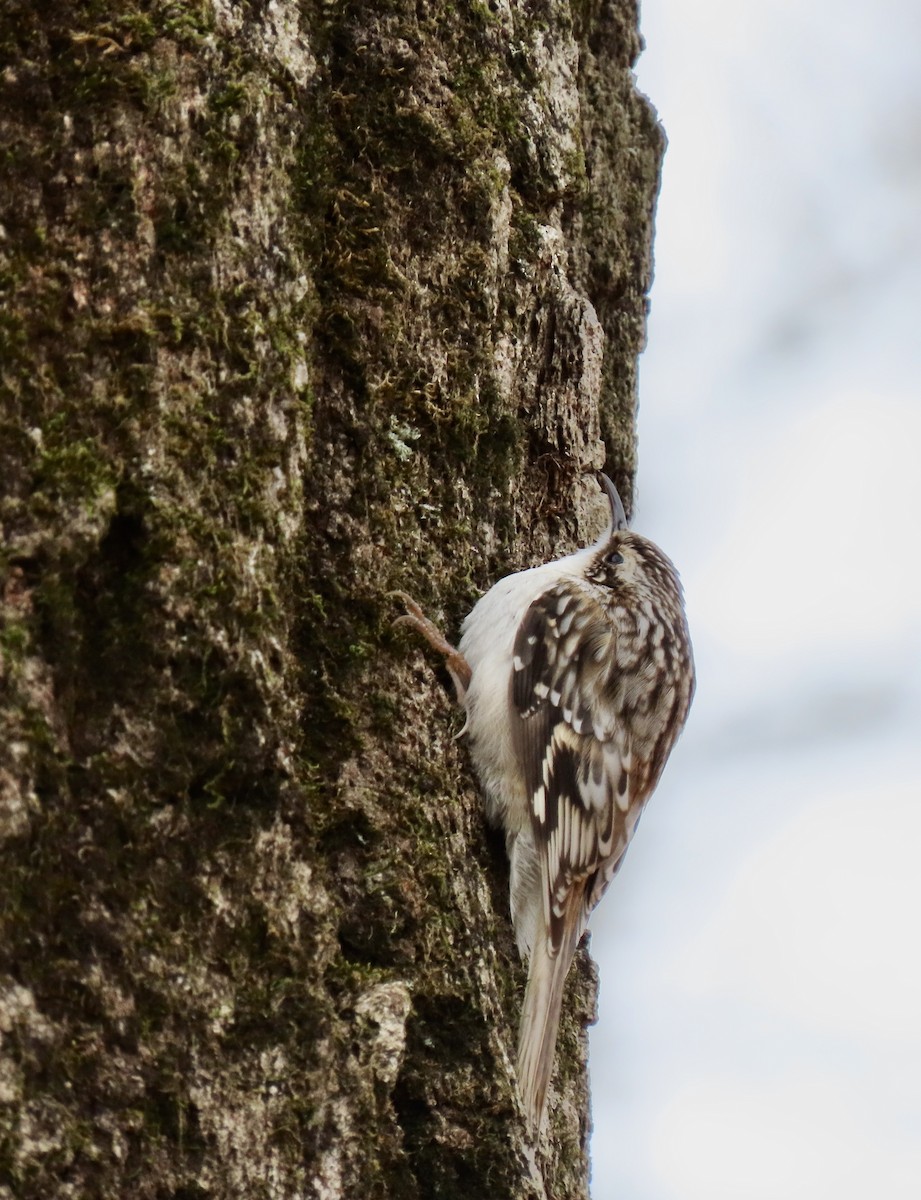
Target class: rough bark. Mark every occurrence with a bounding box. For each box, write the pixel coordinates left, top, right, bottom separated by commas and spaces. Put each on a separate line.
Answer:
0, 2, 662, 1197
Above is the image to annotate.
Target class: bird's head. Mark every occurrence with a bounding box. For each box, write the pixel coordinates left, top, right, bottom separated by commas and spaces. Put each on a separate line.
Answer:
584, 473, 681, 599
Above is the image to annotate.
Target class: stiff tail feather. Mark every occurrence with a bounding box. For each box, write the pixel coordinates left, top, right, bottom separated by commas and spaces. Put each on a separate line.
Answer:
516, 918, 581, 1128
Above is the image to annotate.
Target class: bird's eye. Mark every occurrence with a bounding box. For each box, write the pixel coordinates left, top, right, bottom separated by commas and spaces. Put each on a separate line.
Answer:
606, 551, 624, 566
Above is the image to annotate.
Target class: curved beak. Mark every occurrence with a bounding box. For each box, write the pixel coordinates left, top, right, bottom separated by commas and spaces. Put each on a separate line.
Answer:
599, 472, 628, 532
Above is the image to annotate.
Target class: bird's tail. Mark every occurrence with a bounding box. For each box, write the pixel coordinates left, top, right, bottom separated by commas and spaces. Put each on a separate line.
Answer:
517, 918, 580, 1129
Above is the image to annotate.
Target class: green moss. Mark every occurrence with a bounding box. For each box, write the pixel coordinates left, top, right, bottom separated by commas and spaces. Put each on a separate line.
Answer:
34, 438, 115, 508
0, 619, 30, 663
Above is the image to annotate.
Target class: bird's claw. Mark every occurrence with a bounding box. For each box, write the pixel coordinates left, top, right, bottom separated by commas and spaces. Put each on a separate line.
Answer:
389, 590, 472, 698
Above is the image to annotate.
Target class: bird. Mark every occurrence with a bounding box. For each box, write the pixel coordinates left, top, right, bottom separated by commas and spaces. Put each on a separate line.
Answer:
393, 472, 694, 1129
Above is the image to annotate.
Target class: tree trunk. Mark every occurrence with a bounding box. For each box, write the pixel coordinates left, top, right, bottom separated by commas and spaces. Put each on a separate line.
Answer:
0, 2, 662, 1197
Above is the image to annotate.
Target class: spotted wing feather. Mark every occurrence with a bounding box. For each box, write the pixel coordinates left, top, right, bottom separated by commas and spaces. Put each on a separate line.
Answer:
511, 581, 639, 952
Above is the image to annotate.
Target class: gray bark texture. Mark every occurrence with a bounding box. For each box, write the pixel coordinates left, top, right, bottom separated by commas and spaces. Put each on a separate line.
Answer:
0, 2, 662, 1197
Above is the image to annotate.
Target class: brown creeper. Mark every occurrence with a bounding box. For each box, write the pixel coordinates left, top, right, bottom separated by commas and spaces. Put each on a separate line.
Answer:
394, 474, 694, 1129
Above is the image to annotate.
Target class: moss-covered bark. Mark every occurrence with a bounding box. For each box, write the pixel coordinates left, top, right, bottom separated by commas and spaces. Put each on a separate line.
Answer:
0, 2, 662, 1197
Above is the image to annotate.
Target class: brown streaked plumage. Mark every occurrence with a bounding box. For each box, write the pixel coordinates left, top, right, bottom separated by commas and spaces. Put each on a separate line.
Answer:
394, 473, 694, 1130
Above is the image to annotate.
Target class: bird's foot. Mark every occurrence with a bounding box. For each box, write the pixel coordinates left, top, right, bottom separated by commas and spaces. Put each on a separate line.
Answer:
390, 590, 472, 701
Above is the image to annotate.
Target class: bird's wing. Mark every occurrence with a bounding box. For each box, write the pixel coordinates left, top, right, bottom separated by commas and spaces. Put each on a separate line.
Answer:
511, 580, 645, 953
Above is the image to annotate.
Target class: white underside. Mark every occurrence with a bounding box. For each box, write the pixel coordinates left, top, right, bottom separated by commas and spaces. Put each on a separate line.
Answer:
459, 547, 594, 957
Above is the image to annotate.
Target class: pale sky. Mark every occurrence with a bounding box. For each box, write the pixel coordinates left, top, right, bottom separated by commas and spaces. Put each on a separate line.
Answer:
588, 2, 921, 1196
